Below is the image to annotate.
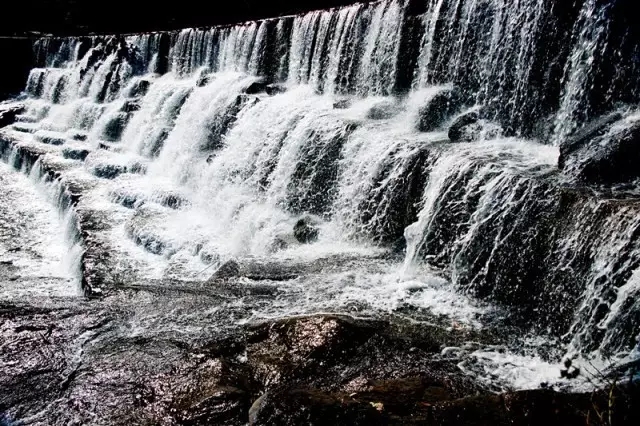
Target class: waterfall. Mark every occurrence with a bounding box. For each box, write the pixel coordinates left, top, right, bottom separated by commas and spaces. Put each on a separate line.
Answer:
2, 0, 640, 388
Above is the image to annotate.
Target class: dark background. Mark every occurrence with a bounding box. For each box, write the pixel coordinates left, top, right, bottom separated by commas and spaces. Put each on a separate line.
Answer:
0, 1, 373, 36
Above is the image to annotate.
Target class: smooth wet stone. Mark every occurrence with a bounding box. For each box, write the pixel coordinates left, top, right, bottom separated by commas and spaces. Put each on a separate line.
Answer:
366, 100, 399, 120
417, 87, 462, 132
560, 113, 640, 185
558, 111, 624, 169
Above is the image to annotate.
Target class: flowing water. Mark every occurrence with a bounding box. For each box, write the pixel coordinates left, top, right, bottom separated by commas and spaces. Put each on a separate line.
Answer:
2, 0, 640, 392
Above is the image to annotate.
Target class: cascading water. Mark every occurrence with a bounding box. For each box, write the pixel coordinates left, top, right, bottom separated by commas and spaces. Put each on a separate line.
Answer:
2, 0, 640, 392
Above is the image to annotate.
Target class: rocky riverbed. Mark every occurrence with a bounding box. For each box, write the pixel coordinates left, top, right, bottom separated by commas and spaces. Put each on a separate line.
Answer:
2, 277, 639, 425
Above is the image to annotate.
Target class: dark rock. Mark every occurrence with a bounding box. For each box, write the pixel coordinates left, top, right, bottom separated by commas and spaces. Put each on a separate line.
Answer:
366, 100, 399, 120
196, 73, 213, 88
92, 163, 127, 179
209, 260, 242, 281
34, 131, 66, 146
417, 87, 462, 132
558, 111, 623, 169
121, 100, 141, 113
102, 112, 130, 142
0, 103, 26, 128
448, 110, 480, 142
333, 99, 352, 109
69, 131, 88, 141
561, 115, 640, 185
447, 114, 503, 143
14, 114, 38, 123
62, 148, 90, 161
127, 79, 151, 98
249, 388, 384, 425
265, 84, 287, 96
245, 81, 267, 95
294, 216, 320, 244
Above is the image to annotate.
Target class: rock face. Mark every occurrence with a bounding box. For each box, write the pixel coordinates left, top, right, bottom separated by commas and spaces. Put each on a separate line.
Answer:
558, 112, 623, 169
417, 87, 462, 132
560, 112, 640, 185
0, 104, 26, 128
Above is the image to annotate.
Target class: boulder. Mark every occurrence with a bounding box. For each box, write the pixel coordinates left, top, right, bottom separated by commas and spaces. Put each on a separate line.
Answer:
209, 259, 242, 281
0, 103, 26, 128
294, 216, 320, 243
448, 110, 503, 143
366, 100, 399, 120
245, 81, 268, 95
558, 111, 623, 169
92, 163, 128, 179
265, 84, 287, 96
448, 110, 480, 142
68, 131, 88, 141
417, 87, 462, 132
559, 112, 640, 185
573, 120, 640, 185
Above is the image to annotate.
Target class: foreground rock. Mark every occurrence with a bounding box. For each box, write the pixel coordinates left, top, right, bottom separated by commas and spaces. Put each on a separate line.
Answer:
559, 111, 640, 185
1, 294, 639, 425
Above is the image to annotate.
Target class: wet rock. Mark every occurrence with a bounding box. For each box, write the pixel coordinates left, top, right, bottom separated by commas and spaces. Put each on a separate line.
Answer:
207, 259, 300, 283
68, 131, 88, 141
294, 216, 320, 243
561, 114, 640, 185
102, 112, 131, 142
34, 130, 67, 146
366, 100, 399, 120
62, 147, 90, 161
558, 111, 623, 169
92, 164, 127, 179
121, 99, 141, 113
196, 72, 213, 88
448, 110, 480, 142
447, 112, 503, 142
417, 87, 462, 132
265, 84, 287, 96
249, 388, 384, 425
0, 103, 26, 128
245, 81, 268, 95
11, 123, 37, 133
127, 79, 151, 98
209, 259, 242, 280
333, 98, 352, 109
14, 114, 38, 123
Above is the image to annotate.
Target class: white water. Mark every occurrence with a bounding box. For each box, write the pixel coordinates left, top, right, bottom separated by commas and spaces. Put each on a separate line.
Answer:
0, 160, 80, 299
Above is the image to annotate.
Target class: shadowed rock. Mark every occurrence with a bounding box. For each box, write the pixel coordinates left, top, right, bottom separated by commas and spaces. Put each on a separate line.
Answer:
0, 103, 26, 128
417, 87, 462, 132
